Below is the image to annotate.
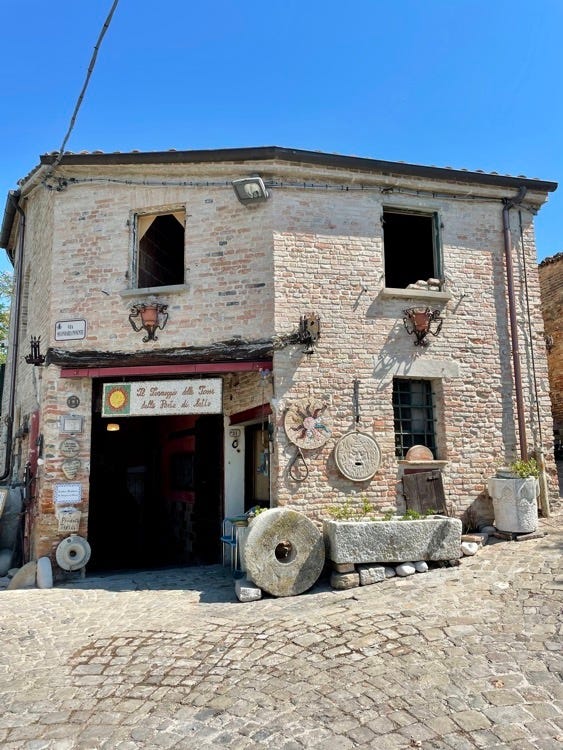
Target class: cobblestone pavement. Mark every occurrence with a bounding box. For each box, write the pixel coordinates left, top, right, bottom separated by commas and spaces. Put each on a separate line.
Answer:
0, 515, 562, 750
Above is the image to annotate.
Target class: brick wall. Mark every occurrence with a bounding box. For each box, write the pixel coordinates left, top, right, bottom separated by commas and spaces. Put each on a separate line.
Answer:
2, 157, 556, 561
271, 185, 556, 519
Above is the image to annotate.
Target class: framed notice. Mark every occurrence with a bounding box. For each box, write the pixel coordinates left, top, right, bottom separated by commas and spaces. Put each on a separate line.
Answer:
102, 379, 222, 418
54, 482, 82, 505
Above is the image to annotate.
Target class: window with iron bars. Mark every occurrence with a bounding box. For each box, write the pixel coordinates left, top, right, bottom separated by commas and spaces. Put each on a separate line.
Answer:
392, 378, 436, 458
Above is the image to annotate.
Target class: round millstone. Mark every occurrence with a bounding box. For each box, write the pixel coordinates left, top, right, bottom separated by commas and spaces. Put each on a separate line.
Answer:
243, 508, 325, 597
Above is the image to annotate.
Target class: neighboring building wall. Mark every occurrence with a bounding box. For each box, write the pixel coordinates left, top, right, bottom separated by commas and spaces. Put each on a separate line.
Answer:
539, 253, 563, 435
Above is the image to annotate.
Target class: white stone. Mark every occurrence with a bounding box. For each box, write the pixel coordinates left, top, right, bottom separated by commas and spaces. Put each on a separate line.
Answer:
384, 566, 397, 578
395, 563, 416, 577
461, 542, 479, 556
235, 577, 262, 602
36, 557, 53, 589
357, 565, 385, 586
413, 561, 428, 573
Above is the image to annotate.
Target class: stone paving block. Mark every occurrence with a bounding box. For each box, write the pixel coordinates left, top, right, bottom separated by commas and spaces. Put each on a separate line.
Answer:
234, 577, 262, 602
357, 564, 385, 585
330, 571, 360, 589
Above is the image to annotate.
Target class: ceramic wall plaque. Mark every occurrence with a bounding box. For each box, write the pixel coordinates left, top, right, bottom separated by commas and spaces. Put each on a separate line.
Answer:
61, 458, 81, 480
284, 399, 331, 449
334, 431, 381, 481
60, 438, 80, 458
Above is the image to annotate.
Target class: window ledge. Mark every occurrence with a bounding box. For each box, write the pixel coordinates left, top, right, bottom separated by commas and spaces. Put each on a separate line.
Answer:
398, 460, 448, 469
119, 284, 189, 298
380, 288, 452, 302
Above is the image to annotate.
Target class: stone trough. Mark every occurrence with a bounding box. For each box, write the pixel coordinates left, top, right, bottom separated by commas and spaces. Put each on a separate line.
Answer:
323, 515, 462, 565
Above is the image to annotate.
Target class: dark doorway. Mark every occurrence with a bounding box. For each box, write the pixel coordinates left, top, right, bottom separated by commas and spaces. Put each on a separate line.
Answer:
88, 383, 223, 571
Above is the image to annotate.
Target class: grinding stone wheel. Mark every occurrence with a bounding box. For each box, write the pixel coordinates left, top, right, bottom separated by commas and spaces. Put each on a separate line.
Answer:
243, 508, 325, 597
56, 534, 91, 571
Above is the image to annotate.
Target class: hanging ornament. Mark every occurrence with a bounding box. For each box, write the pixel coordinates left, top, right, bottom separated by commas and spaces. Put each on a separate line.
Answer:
333, 379, 381, 481
284, 399, 331, 450
334, 432, 381, 481
284, 399, 331, 482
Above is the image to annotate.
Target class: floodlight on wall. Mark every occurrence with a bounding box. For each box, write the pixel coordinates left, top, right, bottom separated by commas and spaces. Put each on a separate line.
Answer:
106, 423, 120, 432
403, 307, 443, 347
232, 176, 269, 205
129, 302, 168, 342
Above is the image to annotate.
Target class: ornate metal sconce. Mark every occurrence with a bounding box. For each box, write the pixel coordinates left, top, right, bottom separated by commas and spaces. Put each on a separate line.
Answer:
403, 307, 443, 347
129, 302, 168, 342
25, 336, 45, 365
298, 314, 321, 354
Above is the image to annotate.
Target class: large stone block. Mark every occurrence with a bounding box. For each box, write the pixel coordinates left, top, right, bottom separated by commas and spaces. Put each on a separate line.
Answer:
323, 516, 463, 564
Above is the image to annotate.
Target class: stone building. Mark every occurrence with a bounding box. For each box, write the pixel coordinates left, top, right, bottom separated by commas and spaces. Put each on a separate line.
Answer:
0, 146, 557, 572
539, 253, 563, 444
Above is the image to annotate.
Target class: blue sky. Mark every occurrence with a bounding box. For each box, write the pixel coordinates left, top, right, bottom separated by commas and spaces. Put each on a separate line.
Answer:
1, 0, 562, 273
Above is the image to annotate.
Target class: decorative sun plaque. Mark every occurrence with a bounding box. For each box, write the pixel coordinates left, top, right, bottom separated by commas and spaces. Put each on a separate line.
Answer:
284, 399, 331, 450
334, 431, 381, 481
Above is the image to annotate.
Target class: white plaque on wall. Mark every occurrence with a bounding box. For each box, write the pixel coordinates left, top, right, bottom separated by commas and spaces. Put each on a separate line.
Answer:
55, 319, 87, 341
54, 482, 82, 505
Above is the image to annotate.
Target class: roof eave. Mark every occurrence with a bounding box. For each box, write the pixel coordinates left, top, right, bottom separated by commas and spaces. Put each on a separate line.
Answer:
38, 145, 558, 193
0, 190, 20, 260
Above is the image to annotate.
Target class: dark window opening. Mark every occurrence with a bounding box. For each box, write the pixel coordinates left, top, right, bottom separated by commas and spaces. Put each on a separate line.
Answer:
392, 378, 436, 458
137, 213, 184, 288
383, 210, 438, 288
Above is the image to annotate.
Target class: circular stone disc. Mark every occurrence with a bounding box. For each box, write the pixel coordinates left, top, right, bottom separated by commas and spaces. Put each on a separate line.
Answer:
243, 508, 325, 597
55, 534, 91, 571
284, 399, 331, 449
334, 431, 381, 481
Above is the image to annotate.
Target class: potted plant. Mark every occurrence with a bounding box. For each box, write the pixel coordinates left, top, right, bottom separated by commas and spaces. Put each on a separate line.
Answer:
323, 500, 462, 566
487, 458, 539, 534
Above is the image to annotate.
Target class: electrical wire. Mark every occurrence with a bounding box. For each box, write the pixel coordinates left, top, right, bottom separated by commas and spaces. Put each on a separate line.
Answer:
45, 174, 540, 212
49, 0, 120, 174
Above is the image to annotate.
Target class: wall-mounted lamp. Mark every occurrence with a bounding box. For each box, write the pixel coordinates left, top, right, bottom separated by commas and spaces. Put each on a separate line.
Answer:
25, 336, 45, 366
298, 314, 321, 355
129, 302, 168, 342
403, 307, 443, 347
106, 423, 120, 432
232, 176, 269, 205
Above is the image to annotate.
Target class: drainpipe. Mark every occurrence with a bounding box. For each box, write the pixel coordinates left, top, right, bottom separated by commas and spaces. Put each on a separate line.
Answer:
502, 186, 527, 460
0, 192, 26, 481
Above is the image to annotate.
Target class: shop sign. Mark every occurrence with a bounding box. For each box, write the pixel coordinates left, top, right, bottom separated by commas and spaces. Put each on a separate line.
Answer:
55, 319, 87, 341
54, 482, 82, 505
102, 379, 222, 418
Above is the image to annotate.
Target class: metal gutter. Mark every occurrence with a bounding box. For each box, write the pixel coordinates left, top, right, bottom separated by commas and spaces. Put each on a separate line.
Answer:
0, 189, 20, 259
38, 146, 558, 194
0, 194, 25, 480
